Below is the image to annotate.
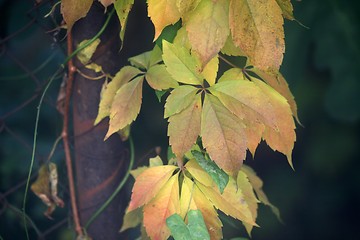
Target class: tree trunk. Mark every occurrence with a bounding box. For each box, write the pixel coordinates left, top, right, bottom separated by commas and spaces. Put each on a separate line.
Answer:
72, 3, 128, 239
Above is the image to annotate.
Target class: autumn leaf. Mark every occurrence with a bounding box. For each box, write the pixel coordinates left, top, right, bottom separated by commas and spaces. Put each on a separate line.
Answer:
99, 0, 114, 8
114, 0, 134, 44
120, 207, 143, 232
185, 159, 214, 187
217, 68, 245, 83
164, 85, 199, 118
175, 0, 201, 17
201, 55, 219, 86
275, 0, 294, 20
201, 93, 247, 175
229, 0, 285, 71
61, 0, 93, 31
221, 35, 245, 57
128, 165, 178, 212
147, 0, 181, 40
106, 76, 144, 139
95, 66, 141, 125
143, 173, 181, 240
162, 41, 203, 85
145, 64, 179, 90
76, 39, 102, 73
173, 27, 191, 49
186, 0, 229, 66
168, 93, 202, 158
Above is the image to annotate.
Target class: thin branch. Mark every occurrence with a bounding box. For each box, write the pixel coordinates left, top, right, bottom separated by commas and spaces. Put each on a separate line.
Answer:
62, 30, 83, 237
218, 54, 241, 69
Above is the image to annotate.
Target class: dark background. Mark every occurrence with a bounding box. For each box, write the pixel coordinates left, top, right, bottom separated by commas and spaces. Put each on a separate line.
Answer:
1, 0, 359, 239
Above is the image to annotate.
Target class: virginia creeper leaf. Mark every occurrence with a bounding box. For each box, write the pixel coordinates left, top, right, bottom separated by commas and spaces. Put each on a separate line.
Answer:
143, 173, 180, 240
114, 0, 134, 44
191, 150, 229, 194
251, 77, 296, 168
166, 214, 192, 240
173, 27, 191, 49
129, 51, 151, 70
120, 207, 143, 232
201, 94, 247, 175
106, 76, 144, 139
95, 66, 141, 125
76, 39, 102, 73
128, 165, 178, 211
242, 165, 282, 222
99, 0, 114, 8
164, 85, 198, 118
149, 45, 163, 67
201, 55, 219, 86
217, 68, 245, 83
146, 64, 179, 90
155, 89, 168, 102
196, 178, 256, 226
221, 35, 245, 57
185, 159, 213, 187
275, 0, 294, 20
186, 0, 229, 66
147, 0, 181, 40
155, 21, 182, 49
61, 0, 92, 31
168, 94, 202, 158
162, 41, 203, 85
229, 0, 285, 71
175, 0, 201, 17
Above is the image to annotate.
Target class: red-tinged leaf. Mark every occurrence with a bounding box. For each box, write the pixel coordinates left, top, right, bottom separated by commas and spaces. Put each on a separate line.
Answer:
148, 0, 181, 40
168, 94, 202, 158
114, 0, 134, 43
106, 76, 144, 139
229, 0, 285, 71
146, 64, 179, 90
201, 94, 247, 175
182, 176, 223, 240
186, 0, 229, 66
164, 85, 198, 118
95, 66, 142, 125
143, 173, 181, 240
196, 178, 256, 226
251, 68, 300, 124
128, 165, 178, 212
251, 77, 296, 168
61, 0, 92, 31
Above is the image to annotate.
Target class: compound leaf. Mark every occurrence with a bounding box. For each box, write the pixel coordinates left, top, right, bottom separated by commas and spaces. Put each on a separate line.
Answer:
146, 64, 179, 90
164, 85, 198, 118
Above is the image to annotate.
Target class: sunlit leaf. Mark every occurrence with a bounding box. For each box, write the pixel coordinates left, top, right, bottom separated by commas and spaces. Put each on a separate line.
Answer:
229, 0, 284, 71
120, 207, 142, 232
61, 0, 92, 31
186, 0, 229, 66
191, 150, 229, 194
168, 94, 201, 158
146, 64, 179, 90
95, 66, 142, 125
143, 173, 180, 240
114, 0, 134, 43
128, 165, 178, 211
201, 55, 219, 86
275, 0, 294, 20
106, 76, 144, 139
162, 41, 203, 85
201, 94, 247, 175
148, 0, 181, 40
164, 85, 198, 118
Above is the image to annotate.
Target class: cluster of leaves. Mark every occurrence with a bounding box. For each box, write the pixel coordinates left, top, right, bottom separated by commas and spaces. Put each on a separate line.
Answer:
60, 0, 300, 239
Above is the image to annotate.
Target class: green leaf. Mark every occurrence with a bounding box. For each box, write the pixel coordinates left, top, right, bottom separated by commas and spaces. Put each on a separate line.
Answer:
129, 51, 151, 70
120, 207, 142, 232
173, 26, 191, 49
61, 0, 92, 31
175, 0, 201, 17
201, 55, 219, 86
185, 0, 229, 66
218, 68, 245, 83
155, 21, 182, 49
76, 39, 102, 72
155, 89, 168, 102
146, 64, 179, 90
106, 76, 144, 139
201, 94, 247, 175
191, 150, 229, 194
162, 41, 203, 85
164, 85, 198, 118
275, 0, 294, 20
95, 66, 142, 125
114, 0, 134, 44
166, 210, 210, 240
149, 45, 163, 67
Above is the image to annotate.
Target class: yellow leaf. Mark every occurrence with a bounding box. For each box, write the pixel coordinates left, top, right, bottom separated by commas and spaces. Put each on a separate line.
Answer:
173, 26, 191, 49
217, 68, 245, 83
114, 0, 134, 43
145, 64, 179, 90
196, 177, 256, 226
95, 66, 141, 125
176, 0, 201, 17
106, 76, 144, 139
128, 165, 178, 211
201, 94, 247, 175
180, 175, 197, 218
76, 39, 102, 73
201, 55, 219, 86
168, 94, 202, 158
185, 159, 213, 187
148, 0, 181, 40
186, 0, 229, 66
143, 173, 180, 240
275, 0, 294, 20
61, 0, 93, 31
164, 85, 198, 118
229, 0, 285, 71
252, 78, 296, 168
221, 35, 245, 57
183, 176, 223, 240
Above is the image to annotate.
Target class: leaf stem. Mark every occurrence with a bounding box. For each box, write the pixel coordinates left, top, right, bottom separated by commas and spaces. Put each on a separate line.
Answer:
218, 54, 241, 69
85, 136, 135, 229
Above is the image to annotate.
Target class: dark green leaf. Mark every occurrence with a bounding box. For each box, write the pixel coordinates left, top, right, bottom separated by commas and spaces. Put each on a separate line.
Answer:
155, 89, 168, 102
192, 150, 229, 194
155, 21, 182, 49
